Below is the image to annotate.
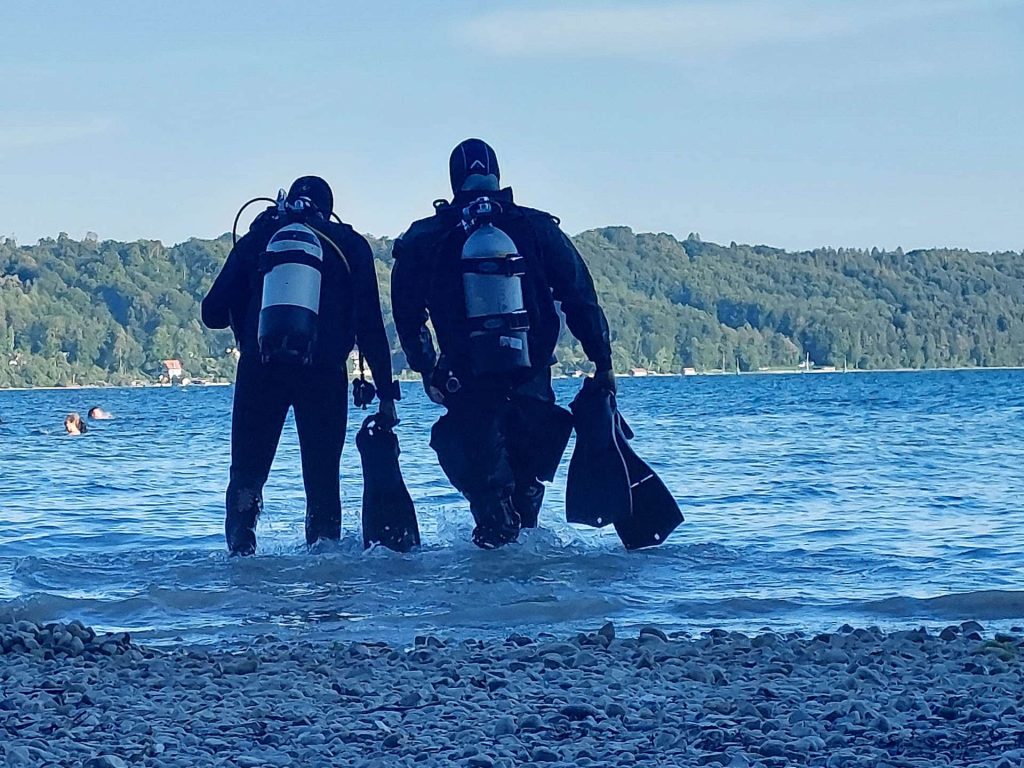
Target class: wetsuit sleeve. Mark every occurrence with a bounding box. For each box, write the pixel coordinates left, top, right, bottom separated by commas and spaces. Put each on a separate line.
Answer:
349, 235, 396, 396
201, 241, 248, 330
536, 218, 613, 372
391, 237, 438, 375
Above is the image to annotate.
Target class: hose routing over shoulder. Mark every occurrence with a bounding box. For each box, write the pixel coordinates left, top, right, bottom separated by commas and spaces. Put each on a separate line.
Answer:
232, 197, 276, 246
307, 225, 350, 275
232, 197, 347, 269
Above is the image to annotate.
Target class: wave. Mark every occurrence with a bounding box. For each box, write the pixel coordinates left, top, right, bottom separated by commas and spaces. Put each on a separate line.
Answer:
857, 590, 1024, 621
668, 596, 805, 618
3, 532, 1023, 645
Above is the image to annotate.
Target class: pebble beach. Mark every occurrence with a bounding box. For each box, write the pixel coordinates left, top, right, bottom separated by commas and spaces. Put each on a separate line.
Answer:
2, 620, 1023, 768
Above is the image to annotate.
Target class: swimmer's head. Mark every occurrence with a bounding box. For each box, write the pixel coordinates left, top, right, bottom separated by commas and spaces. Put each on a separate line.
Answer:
64, 413, 87, 435
87, 406, 112, 420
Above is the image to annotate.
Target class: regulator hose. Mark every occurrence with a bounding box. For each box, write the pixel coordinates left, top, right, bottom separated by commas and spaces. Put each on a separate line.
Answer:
232, 197, 277, 245
232, 196, 349, 274
308, 225, 351, 275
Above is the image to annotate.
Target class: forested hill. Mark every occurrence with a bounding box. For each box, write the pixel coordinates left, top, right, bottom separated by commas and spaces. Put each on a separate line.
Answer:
1, 229, 1022, 387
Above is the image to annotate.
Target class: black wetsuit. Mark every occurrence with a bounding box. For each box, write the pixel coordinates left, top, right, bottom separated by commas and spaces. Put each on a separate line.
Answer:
391, 188, 611, 545
202, 209, 394, 552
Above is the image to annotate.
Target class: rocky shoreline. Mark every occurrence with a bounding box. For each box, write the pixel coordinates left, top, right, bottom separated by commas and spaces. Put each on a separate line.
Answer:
2, 620, 1023, 767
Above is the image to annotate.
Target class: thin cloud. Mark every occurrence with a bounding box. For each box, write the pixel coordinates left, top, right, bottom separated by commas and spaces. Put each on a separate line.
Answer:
0, 117, 113, 152
458, 0, 1005, 61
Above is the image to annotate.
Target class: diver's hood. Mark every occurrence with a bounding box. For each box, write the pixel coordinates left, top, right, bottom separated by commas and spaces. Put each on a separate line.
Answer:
449, 139, 500, 195
287, 176, 333, 215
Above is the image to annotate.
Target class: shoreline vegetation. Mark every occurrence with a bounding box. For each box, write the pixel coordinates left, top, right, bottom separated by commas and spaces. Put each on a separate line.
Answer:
1, 364, 1022, 393
2, 229, 1023, 389
2, 619, 1022, 767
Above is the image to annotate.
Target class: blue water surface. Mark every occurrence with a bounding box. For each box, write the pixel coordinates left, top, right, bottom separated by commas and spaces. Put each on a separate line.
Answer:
1, 369, 1022, 644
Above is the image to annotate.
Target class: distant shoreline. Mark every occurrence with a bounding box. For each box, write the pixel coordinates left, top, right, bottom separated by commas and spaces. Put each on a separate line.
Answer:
1, 365, 1021, 392
559, 364, 1024, 380
0, 381, 232, 392
690, 364, 1024, 377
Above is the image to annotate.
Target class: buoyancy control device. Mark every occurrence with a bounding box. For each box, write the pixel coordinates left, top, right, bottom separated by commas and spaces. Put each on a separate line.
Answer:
256, 191, 326, 364
460, 197, 531, 376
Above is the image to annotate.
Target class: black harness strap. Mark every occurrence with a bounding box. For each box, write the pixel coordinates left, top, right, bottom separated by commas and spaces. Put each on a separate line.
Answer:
258, 250, 324, 275
461, 255, 526, 277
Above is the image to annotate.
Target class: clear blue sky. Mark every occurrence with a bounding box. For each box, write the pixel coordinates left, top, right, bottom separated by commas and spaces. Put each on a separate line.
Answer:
1, 1, 1021, 251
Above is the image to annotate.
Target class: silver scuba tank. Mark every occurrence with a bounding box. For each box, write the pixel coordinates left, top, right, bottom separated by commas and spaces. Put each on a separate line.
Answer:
257, 222, 324, 365
460, 198, 531, 375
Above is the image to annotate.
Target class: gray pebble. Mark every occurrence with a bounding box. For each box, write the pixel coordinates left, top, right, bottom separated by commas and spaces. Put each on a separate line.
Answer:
639, 626, 668, 642
560, 703, 600, 721
223, 656, 259, 675
759, 740, 786, 757
532, 747, 560, 763
84, 757, 128, 768
493, 715, 516, 736
520, 714, 544, 731
4, 747, 34, 767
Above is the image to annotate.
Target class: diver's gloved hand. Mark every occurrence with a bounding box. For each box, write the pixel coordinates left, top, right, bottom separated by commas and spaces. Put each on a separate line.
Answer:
376, 398, 399, 430
422, 369, 446, 405
593, 368, 617, 395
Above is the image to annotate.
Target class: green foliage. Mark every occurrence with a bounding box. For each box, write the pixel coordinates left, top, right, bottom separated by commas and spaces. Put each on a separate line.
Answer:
0, 233, 236, 387
1, 228, 1022, 387
566, 228, 1024, 373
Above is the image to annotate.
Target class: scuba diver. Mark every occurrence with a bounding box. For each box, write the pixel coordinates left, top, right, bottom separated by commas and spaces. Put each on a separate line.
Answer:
391, 139, 614, 549
202, 176, 399, 556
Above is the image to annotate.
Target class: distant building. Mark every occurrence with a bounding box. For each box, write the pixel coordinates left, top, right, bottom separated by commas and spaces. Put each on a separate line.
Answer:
682, 367, 697, 376
162, 359, 184, 381
629, 368, 650, 377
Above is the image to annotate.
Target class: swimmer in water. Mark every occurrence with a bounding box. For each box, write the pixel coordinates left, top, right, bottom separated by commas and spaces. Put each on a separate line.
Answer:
87, 406, 113, 420
64, 413, 87, 435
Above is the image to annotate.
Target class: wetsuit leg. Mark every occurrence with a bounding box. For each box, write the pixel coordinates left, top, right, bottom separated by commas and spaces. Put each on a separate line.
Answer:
226, 359, 291, 555
508, 368, 559, 529
291, 366, 348, 546
430, 384, 520, 548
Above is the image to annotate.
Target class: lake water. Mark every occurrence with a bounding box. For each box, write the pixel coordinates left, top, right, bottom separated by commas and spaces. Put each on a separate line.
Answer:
1, 370, 1022, 646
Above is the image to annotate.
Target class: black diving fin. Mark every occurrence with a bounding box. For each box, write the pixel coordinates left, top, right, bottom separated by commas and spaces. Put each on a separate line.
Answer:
566, 377, 683, 550
356, 415, 420, 552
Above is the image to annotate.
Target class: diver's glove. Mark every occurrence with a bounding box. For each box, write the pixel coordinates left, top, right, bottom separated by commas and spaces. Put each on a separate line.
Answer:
375, 398, 399, 430
593, 368, 617, 395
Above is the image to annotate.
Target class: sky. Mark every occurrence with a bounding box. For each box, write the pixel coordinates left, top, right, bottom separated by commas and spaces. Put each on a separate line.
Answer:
1, 0, 1021, 252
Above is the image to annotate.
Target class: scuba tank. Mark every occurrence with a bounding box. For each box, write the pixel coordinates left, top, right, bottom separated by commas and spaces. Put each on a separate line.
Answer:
460, 197, 531, 376
256, 192, 325, 364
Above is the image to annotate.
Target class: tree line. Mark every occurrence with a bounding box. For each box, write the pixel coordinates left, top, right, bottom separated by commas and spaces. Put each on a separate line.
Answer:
0, 228, 1021, 388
